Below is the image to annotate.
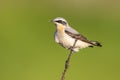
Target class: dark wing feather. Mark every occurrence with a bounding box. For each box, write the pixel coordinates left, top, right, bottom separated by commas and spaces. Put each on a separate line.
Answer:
65, 30, 93, 44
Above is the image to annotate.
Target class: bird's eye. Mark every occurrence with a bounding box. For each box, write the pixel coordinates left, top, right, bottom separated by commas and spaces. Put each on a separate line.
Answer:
55, 20, 66, 25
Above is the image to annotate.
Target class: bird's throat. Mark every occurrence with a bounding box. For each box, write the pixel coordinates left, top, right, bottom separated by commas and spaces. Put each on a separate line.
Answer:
57, 24, 65, 33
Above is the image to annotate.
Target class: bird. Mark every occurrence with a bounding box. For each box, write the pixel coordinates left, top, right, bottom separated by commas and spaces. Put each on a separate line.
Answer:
51, 17, 102, 52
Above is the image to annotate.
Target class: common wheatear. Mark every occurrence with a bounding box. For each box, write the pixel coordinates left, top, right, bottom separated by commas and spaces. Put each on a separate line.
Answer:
51, 17, 102, 52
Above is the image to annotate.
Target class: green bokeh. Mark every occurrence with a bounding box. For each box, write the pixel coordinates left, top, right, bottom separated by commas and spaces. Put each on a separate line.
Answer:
0, 0, 120, 80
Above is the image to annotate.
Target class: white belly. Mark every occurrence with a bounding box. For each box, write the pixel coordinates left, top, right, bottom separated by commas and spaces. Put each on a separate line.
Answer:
55, 32, 74, 48
55, 32, 90, 52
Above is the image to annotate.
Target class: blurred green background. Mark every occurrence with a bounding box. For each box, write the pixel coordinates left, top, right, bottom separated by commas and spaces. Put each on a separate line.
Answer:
0, 0, 120, 80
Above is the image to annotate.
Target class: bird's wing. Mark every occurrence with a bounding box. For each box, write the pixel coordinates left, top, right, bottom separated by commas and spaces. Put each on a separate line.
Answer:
65, 30, 93, 44
65, 26, 80, 34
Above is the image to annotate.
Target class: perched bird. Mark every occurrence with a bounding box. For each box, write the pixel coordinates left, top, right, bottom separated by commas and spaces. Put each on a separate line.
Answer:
51, 17, 102, 52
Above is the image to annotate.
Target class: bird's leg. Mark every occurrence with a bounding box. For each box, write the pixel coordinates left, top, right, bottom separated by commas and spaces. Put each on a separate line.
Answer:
68, 46, 73, 51
68, 39, 78, 51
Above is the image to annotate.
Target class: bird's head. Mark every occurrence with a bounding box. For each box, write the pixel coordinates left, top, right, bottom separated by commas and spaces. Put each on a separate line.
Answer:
51, 17, 68, 26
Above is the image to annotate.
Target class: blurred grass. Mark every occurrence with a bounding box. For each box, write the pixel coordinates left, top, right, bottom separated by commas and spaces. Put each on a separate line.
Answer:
0, 0, 120, 80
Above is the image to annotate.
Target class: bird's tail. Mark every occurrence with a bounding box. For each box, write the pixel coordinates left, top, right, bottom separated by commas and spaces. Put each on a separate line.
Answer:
90, 41, 102, 47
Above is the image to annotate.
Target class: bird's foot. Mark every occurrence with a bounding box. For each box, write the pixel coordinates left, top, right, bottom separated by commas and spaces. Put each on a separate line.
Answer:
68, 46, 74, 51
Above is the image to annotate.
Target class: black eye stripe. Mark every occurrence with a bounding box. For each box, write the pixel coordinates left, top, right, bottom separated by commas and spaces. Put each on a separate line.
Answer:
55, 20, 62, 23
55, 20, 66, 25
